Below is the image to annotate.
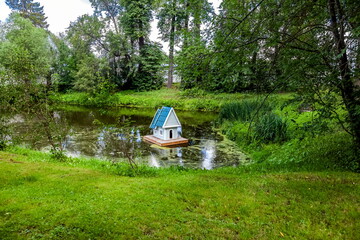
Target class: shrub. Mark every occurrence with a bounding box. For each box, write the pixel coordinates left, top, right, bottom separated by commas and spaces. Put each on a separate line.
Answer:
0, 140, 6, 151
265, 133, 359, 172
50, 149, 68, 162
253, 113, 288, 143
0, 117, 9, 151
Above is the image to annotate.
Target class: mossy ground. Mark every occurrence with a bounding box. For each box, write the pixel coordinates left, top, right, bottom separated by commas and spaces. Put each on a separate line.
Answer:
0, 149, 359, 239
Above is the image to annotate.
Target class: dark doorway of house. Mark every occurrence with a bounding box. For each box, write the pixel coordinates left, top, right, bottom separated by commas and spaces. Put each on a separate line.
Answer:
170, 130, 173, 139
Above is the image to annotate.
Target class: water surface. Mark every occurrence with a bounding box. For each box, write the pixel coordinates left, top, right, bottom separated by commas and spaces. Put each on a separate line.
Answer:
7, 106, 248, 169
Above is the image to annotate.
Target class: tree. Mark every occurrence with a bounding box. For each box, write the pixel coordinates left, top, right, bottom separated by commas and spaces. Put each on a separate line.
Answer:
176, 0, 213, 90
73, 55, 105, 95
90, 0, 123, 34
326, 0, 360, 147
66, 14, 113, 93
120, 0, 166, 91
49, 33, 76, 92
183, 0, 213, 46
207, 0, 360, 147
5, 0, 48, 29
120, 0, 153, 51
180, 0, 267, 92
66, 1, 164, 92
157, 0, 187, 88
0, 14, 68, 155
0, 13, 51, 95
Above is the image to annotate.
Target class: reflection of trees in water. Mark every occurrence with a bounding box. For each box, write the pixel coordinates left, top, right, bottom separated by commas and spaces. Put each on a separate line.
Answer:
7, 111, 70, 152
6, 107, 244, 168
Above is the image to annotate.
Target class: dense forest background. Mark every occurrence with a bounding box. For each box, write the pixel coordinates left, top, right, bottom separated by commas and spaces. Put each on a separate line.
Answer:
0, 0, 359, 154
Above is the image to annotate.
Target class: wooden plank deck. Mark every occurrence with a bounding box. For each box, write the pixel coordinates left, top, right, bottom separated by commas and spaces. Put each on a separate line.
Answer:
143, 135, 189, 147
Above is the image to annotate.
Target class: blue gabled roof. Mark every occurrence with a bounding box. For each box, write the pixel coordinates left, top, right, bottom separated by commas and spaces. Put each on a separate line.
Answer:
150, 107, 172, 129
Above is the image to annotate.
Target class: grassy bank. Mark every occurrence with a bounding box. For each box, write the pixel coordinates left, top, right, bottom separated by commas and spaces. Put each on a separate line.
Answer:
54, 88, 293, 112
0, 148, 359, 239
218, 97, 359, 173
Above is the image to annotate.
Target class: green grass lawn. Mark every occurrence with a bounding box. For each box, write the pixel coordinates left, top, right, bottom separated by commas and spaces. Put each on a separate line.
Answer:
0, 150, 359, 239
55, 88, 293, 111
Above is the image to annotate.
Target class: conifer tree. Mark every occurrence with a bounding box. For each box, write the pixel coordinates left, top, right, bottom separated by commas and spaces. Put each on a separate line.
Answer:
5, 0, 49, 29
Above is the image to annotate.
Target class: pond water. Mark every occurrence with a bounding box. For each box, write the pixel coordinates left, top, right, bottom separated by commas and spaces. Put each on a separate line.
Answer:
6, 106, 248, 169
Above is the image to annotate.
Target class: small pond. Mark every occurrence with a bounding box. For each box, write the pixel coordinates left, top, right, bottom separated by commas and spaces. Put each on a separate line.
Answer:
5, 106, 248, 169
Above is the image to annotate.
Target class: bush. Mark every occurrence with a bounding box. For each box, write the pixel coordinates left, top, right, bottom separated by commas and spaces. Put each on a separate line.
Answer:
219, 100, 272, 123
265, 133, 359, 172
0, 117, 9, 151
253, 113, 288, 143
0, 140, 7, 151
221, 121, 249, 142
50, 149, 68, 162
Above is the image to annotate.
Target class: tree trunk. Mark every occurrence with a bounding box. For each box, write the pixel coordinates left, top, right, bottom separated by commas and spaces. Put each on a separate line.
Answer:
139, 36, 145, 51
250, 51, 257, 91
167, 15, 175, 88
328, 0, 360, 147
193, 2, 201, 42
138, 13, 145, 51
183, 1, 189, 49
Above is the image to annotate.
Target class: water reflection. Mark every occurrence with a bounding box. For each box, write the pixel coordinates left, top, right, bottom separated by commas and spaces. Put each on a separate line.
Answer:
7, 107, 248, 169
201, 140, 216, 170
149, 153, 161, 168
136, 130, 141, 143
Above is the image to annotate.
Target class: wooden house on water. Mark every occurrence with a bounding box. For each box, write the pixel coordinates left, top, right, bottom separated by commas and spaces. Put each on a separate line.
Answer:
143, 107, 189, 147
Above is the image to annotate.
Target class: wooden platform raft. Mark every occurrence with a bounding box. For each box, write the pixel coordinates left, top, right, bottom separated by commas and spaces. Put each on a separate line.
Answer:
143, 135, 189, 147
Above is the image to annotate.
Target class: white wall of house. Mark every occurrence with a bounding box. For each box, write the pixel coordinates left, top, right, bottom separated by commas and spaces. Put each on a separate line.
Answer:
153, 127, 179, 140
165, 111, 179, 127
164, 127, 178, 140
153, 127, 164, 139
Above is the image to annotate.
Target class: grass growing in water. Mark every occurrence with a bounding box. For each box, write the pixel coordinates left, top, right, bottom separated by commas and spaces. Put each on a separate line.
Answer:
219, 100, 272, 122
253, 113, 288, 143
219, 100, 288, 144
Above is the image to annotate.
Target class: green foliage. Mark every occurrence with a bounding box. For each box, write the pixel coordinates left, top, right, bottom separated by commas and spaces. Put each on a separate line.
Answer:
65, 2, 165, 93
262, 133, 359, 172
113, 162, 158, 177
55, 88, 263, 111
220, 120, 249, 142
177, 44, 210, 89
178, 87, 207, 98
130, 43, 166, 91
220, 96, 358, 171
5, 0, 49, 28
156, 0, 186, 43
0, 14, 51, 85
253, 113, 288, 143
50, 148, 68, 162
0, 141, 6, 151
0, 15, 70, 155
219, 100, 272, 123
0, 117, 9, 151
73, 56, 106, 95
120, 0, 152, 43
49, 34, 76, 92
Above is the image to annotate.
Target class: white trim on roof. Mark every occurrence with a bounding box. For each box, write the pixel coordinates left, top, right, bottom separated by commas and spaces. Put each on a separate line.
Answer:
163, 108, 181, 128
149, 109, 160, 128
163, 125, 181, 129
